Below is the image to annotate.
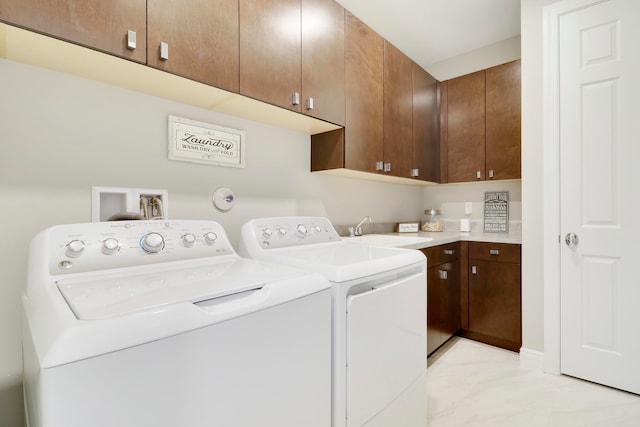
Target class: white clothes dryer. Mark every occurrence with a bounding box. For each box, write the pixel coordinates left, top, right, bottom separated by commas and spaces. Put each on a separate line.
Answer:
238, 217, 428, 427
23, 220, 331, 427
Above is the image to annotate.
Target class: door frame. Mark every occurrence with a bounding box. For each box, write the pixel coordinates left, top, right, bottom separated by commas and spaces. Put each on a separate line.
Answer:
542, 0, 610, 375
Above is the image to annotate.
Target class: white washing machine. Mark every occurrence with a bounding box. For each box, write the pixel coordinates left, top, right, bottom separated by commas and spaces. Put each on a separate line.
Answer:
22, 220, 332, 427
238, 217, 428, 427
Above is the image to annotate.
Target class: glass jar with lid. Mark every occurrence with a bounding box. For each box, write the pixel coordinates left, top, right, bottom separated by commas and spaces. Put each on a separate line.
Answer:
421, 209, 444, 232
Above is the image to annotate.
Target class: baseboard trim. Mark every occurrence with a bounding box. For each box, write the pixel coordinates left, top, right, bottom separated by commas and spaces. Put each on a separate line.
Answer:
519, 346, 544, 372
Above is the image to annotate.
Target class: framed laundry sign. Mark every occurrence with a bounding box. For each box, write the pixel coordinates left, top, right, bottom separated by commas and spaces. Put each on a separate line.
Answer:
483, 191, 509, 233
168, 115, 245, 168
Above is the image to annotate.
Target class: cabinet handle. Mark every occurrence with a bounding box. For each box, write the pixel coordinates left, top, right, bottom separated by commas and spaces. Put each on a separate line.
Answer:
411, 168, 419, 177
488, 169, 494, 178
443, 249, 455, 255
375, 161, 384, 171
471, 265, 477, 275
306, 97, 314, 110
489, 249, 500, 255
291, 92, 301, 106
160, 42, 169, 60
127, 30, 137, 50
476, 170, 481, 179
439, 270, 448, 280
384, 163, 391, 172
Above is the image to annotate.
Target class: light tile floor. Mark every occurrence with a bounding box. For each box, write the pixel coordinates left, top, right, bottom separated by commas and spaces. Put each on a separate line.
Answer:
426, 337, 640, 426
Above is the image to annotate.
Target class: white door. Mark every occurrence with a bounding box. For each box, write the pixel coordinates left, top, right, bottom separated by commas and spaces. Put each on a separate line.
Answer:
559, 0, 640, 394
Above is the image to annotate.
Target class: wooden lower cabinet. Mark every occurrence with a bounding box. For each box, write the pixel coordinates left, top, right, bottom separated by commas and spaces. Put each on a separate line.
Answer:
423, 243, 461, 355
463, 242, 522, 351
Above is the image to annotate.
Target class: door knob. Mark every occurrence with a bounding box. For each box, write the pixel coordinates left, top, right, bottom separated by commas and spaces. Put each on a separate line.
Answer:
564, 232, 579, 248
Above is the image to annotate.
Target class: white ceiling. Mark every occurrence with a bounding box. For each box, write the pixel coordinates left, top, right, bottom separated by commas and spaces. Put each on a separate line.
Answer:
334, 0, 521, 69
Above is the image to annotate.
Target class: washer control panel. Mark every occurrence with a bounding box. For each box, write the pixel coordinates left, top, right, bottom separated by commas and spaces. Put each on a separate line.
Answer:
45, 220, 234, 275
244, 217, 342, 250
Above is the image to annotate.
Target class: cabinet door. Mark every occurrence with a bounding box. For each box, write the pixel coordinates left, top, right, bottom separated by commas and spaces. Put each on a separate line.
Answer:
301, 0, 345, 125
427, 266, 443, 355
413, 63, 440, 183
0, 0, 146, 63
344, 12, 384, 173
485, 59, 521, 180
383, 41, 413, 178
147, 0, 239, 92
239, 0, 301, 111
468, 259, 521, 346
446, 70, 485, 183
439, 260, 461, 341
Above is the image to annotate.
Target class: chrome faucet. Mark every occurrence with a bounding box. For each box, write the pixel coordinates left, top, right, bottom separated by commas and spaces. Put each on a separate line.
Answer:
351, 216, 372, 236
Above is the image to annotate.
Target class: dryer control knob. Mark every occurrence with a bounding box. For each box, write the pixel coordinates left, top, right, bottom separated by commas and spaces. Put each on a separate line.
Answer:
65, 239, 86, 258
140, 232, 165, 254
295, 224, 307, 238
181, 233, 196, 247
203, 232, 218, 245
101, 238, 120, 255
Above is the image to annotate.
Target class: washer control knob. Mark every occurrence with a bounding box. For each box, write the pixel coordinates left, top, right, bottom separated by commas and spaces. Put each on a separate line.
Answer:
140, 232, 165, 254
203, 232, 218, 245
101, 238, 120, 255
65, 240, 86, 258
277, 227, 287, 237
295, 224, 307, 238
181, 233, 197, 247
262, 228, 273, 239
314, 226, 322, 233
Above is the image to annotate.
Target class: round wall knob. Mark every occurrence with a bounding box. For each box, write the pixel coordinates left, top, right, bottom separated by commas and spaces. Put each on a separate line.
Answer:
65, 240, 86, 258
140, 232, 165, 254
101, 238, 120, 255
203, 232, 218, 245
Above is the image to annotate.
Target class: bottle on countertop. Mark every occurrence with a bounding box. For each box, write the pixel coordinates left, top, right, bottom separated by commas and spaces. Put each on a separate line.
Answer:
421, 209, 444, 232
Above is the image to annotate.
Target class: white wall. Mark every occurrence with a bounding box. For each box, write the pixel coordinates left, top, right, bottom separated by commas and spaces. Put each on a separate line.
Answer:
426, 36, 521, 81
0, 58, 425, 426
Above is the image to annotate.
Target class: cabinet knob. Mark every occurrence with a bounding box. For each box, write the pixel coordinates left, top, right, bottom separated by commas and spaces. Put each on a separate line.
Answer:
384, 163, 391, 172
438, 270, 448, 280
411, 168, 419, 177
488, 169, 494, 178
489, 249, 500, 255
476, 170, 482, 179
375, 161, 384, 171
471, 265, 477, 275
291, 92, 301, 106
306, 97, 314, 110
443, 249, 455, 255
160, 42, 169, 60
127, 30, 137, 50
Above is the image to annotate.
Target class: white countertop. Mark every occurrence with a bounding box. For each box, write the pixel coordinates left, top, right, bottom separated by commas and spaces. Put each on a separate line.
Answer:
342, 230, 521, 250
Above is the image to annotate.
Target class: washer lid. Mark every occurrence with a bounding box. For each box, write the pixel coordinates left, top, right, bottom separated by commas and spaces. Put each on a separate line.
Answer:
261, 242, 425, 283
56, 258, 305, 320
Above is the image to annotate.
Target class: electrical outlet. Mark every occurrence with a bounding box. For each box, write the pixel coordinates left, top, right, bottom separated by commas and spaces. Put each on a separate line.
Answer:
464, 202, 473, 215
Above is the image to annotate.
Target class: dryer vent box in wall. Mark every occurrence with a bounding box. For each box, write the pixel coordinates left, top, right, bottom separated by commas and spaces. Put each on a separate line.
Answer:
92, 186, 169, 222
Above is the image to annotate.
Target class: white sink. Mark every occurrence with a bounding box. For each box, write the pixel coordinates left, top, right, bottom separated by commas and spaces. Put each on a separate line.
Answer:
343, 234, 433, 249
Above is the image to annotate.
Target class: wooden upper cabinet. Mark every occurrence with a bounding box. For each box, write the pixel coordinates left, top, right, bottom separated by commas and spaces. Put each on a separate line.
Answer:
302, 0, 345, 125
147, 0, 239, 92
413, 63, 440, 183
239, 0, 302, 111
0, 0, 146, 63
446, 70, 486, 183
344, 12, 383, 173
485, 60, 521, 180
383, 41, 413, 179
